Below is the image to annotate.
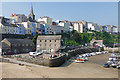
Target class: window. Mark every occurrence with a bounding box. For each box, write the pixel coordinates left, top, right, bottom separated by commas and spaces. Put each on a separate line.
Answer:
55, 40, 56, 42
26, 44, 28, 46
50, 40, 51, 42
45, 40, 46, 42
30, 44, 32, 46
40, 40, 42, 42
22, 44, 24, 46
40, 44, 41, 46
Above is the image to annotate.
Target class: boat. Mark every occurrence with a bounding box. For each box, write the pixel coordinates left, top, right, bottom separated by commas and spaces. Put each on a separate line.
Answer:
75, 59, 85, 63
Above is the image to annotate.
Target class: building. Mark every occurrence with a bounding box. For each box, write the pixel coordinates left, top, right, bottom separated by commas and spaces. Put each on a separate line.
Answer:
71, 21, 83, 33
0, 16, 17, 34
0, 16, 26, 35
1, 42, 11, 54
90, 39, 103, 47
57, 20, 72, 32
1, 38, 34, 54
36, 35, 61, 53
87, 22, 95, 30
10, 14, 27, 23
50, 25, 64, 34
28, 3, 35, 21
82, 20, 87, 32
36, 23, 45, 34
37, 16, 52, 25
21, 21, 36, 36
94, 24, 100, 32
16, 24, 26, 34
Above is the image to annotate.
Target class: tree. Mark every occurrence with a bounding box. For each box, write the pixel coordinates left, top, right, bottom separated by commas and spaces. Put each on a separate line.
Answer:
32, 34, 39, 44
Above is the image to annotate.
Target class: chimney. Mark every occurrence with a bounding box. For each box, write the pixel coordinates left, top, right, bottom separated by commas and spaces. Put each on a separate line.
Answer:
14, 13, 16, 16
11, 14, 13, 17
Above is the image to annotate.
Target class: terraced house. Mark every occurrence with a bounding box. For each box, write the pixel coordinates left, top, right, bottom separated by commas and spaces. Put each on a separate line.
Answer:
0, 16, 26, 35
21, 21, 36, 36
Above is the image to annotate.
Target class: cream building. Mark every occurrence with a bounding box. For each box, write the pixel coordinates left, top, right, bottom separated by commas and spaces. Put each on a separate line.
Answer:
10, 14, 27, 23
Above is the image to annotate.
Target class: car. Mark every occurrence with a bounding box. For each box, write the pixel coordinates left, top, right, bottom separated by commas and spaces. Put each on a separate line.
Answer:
104, 63, 110, 68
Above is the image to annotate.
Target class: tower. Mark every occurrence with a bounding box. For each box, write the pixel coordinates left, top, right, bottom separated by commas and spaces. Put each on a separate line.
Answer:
28, 3, 35, 21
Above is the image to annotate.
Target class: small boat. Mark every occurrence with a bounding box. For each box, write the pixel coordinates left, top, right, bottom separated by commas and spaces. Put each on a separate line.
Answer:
75, 59, 85, 63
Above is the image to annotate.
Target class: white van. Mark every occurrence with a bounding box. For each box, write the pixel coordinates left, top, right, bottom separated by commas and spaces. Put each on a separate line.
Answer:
29, 52, 42, 56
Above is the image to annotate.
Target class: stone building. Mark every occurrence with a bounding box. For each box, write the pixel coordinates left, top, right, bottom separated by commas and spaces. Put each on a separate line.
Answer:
36, 35, 61, 53
1, 42, 10, 54
1, 38, 34, 54
90, 39, 103, 47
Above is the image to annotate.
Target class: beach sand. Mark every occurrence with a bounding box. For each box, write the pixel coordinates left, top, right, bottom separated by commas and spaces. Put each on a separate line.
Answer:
1, 53, 118, 78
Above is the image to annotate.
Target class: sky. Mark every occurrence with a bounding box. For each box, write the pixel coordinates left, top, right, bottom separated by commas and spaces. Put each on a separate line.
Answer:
1, 2, 118, 26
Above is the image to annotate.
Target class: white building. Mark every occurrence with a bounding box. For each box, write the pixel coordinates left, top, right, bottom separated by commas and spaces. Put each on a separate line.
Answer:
57, 20, 72, 32
72, 22, 83, 33
37, 16, 52, 25
87, 22, 95, 30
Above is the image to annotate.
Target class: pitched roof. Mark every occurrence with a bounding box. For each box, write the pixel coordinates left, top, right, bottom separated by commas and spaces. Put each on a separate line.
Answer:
37, 35, 61, 40
4, 38, 34, 44
1, 42, 10, 48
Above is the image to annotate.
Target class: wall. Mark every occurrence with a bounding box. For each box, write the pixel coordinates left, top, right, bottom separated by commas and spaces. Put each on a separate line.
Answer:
11, 47, 104, 67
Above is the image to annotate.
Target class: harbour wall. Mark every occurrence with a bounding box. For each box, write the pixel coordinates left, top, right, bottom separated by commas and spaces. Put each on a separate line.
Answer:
3, 47, 104, 67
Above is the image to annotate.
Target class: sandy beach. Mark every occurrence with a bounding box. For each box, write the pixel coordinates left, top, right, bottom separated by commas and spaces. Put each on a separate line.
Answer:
1, 53, 118, 78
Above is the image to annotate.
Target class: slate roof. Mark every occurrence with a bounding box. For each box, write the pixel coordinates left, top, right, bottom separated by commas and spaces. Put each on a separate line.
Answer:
37, 35, 61, 40
4, 38, 34, 44
0, 42, 10, 48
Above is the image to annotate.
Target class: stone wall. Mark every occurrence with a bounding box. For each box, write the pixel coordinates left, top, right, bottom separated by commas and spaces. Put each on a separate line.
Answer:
3, 47, 104, 67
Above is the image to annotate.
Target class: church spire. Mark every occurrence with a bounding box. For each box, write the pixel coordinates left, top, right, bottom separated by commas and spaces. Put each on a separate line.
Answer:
28, 3, 35, 21
30, 3, 33, 15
